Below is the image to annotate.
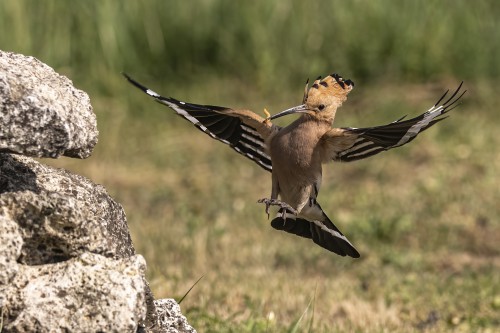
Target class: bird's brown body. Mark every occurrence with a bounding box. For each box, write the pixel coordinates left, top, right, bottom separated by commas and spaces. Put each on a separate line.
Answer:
124, 72, 465, 258
268, 117, 328, 215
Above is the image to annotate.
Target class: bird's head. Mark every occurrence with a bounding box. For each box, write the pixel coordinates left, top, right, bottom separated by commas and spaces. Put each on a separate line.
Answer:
268, 73, 354, 123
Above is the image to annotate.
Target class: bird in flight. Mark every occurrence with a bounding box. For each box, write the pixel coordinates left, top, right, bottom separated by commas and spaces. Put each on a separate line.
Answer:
124, 73, 465, 258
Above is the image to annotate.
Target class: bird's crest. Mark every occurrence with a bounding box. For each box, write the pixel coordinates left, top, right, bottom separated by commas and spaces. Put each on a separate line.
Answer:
302, 73, 354, 106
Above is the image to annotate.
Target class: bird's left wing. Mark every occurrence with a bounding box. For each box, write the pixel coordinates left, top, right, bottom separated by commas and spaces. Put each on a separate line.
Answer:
124, 74, 274, 172
321, 82, 465, 162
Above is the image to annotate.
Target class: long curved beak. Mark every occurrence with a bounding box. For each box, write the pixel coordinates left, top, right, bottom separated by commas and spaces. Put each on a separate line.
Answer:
268, 104, 308, 120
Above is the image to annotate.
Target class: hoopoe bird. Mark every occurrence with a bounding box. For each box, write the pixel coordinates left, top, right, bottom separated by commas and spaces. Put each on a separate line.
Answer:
124, 73, 465, 258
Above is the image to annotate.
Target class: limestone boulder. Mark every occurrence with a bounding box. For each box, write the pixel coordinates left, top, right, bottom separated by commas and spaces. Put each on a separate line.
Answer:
0, 49, 196, 332
1, 252, 148, 332
0, 51, 98, 158
0, 154, 134, 262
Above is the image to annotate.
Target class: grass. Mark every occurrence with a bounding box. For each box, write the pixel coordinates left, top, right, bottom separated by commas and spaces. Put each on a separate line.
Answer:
1, 1, 499, 332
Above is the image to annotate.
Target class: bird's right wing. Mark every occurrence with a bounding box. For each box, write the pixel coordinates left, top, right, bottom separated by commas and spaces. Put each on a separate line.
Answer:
321, 82, 465, 162
124, 74, 274, 172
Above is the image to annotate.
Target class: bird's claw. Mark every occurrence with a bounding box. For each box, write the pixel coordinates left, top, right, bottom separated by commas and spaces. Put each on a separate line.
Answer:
257, 198, 297, 220
257, 198, 272, 218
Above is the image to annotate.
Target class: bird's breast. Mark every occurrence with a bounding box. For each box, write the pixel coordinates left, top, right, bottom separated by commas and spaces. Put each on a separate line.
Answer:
267, 122, 326, 208
268, 120, 326, 170
267, 120, 327, 197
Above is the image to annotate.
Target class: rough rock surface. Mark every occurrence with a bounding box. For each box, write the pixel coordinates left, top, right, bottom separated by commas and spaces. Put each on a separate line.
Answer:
0, 154, 198, 332
0, 50, 98, 158
0, 154, 149, 331
151, 299, 197, 333
0, 154, 134, 261
1, 253, 148, 332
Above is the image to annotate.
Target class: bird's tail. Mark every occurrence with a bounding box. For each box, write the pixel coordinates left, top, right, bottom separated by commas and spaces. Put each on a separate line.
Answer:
271, 207, 360, 258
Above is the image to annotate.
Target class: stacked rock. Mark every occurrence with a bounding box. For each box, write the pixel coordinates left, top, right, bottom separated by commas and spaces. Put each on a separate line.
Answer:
0, 51, 195, 333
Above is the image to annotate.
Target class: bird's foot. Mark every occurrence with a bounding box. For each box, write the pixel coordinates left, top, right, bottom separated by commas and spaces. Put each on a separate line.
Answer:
257, 198, 297, 220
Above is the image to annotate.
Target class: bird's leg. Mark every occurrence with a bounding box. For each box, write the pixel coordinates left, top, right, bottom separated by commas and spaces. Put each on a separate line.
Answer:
258, 177, 297, 220
257, 198, 298, 219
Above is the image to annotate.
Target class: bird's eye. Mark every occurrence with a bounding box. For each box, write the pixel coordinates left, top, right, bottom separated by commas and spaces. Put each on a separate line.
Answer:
318, 104, 325, 111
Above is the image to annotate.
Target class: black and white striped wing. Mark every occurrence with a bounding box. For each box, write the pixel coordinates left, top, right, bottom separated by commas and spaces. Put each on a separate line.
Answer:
329, 82, 465, 162
124, 74, 273, 172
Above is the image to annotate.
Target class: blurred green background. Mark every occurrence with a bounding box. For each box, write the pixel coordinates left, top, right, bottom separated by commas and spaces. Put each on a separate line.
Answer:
1, 1, 499, 332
